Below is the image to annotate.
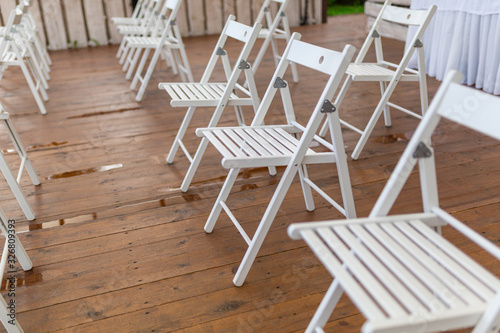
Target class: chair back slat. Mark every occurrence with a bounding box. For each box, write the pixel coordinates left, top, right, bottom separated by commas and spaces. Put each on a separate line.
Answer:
437, 83, 500, 141
287, 40, 348, 75
225, 20, 256, 43
381, 6, 431, 26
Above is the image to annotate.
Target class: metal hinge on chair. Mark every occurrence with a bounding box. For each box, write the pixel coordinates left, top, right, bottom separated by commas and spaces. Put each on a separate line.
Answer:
264, 7, 270, 12
413, 142, 432, 159
320, 99, 336, 113
414, 39, 423, 48
216, 47, 226, 56
238, 60, 251, 70
372, 30, 380, 38
274, 77, 287, 88
280, 11, 286, 17
170, 19, 177, 26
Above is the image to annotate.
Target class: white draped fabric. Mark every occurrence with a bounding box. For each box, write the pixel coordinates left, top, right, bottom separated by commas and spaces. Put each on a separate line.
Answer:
407, 0, 500, 95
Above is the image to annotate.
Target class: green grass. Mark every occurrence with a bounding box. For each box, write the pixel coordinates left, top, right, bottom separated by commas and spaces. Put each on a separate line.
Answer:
327, 5, 364, 16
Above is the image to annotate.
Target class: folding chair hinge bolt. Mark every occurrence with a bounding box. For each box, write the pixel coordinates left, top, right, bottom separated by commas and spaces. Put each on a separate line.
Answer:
280, 11, 286, 17
413, 142, 432, 159
264, 7, 270, 12
170, 19, 176, 26
4, 35, 12, 41
10, 28, 17, 33
372, 30, 380, 38
274, 77, 287, 88
238, 60, 251, 70
216, 47, 227, 56
414, 39, 423, 48
321, 100, 337, 113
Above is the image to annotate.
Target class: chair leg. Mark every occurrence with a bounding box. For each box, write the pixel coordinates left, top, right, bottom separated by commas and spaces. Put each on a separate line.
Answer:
117, 37, 127, 58
270, 38, 280, 67
119, 40, 131, 66
306, 279, 344, 333
233, 162, 303, 286
177, 45, 194, 82
17, 57, 47, 115
319, 76, 352, 137
472, 292, 500, 333
122, 46, 135, 72
136, 48, 161, 102
298, 165, 315, 211
234, 106, 245, 126
0, 153, 35, 221
3, 119, 40, 186
180, 137, 210, 192
127, 48, 145, 81
204, 168, 240, 233
167, 106, 197, 164
0, 295, 23, 333
380, 81, 391, 127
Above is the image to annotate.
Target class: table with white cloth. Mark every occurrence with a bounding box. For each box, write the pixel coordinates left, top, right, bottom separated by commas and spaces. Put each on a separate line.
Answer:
407, 0, 500, 95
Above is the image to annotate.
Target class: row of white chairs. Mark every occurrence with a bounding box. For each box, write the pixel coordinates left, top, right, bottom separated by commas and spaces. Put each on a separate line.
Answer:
0, 1, 52, 115
156, 1, 500, 332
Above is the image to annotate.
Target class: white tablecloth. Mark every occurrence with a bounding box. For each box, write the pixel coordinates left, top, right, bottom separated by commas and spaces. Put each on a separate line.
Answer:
407, 0, 500, 95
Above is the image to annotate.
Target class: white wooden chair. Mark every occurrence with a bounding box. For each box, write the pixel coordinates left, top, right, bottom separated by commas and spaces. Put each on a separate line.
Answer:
251, 0, 299, 83
125, 0, 193, 101
196, 34, 356, 286
0, 206, 33, 333
319, 1, 436, 160
0, 7, 48, 115
111, 0, 149, 27
0, 103, 40, 221
116, 0, 163, 64
289, 70, 500, 333
159, 15, 262, 191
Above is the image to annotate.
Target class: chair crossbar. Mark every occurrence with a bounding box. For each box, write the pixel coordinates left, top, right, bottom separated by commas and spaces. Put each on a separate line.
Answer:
16, 156, 27, 183
302, 177, 345, 216
177, 139, 193, 163
386, 102, 423, 119
220, 201, 251, 246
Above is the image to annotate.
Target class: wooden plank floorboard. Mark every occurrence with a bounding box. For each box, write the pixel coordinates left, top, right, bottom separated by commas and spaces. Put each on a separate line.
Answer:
0, 13, 496, 333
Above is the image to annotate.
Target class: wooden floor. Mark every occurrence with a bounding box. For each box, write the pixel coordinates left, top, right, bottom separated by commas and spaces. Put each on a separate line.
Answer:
0, 14, 498, 332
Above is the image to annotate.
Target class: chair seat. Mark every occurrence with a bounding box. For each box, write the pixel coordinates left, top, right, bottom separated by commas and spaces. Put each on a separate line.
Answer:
125, 36, 176, 48
159, 82, 253, 107
198, 126, 335, 169
0, 52, 18, 64
258, 28, 287, 39
111, 17, 142, 26
296, 215, 500, 333
347, 63, 419, 82
118, 25, 150, 35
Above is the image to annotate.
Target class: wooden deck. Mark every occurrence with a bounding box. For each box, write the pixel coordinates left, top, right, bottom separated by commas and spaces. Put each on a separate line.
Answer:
0, 14, 498, 332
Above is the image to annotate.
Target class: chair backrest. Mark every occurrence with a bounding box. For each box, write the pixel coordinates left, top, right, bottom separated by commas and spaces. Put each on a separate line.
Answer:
354, 0, 436, 66
370, 70, 500, 217
199, 15, 262, 84
150, 0, 182, 40
138, 0, 163, 30
254, 0, 291, 31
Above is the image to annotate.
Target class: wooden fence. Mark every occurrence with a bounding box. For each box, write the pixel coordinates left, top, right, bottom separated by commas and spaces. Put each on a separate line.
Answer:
365, 0, 412, 41
0, 0, 324, 50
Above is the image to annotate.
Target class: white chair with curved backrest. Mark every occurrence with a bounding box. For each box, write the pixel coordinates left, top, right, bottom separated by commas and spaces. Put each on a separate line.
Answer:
251, 0, 299, 83
0, 7, 48, 115
289, 70, 500, 333
159, 16, 262, 189
319, 0, 437, 160
0, 206, 33, 333
124, 0, 193, 101
196, 33, 357, 286
0, 101, 40, 221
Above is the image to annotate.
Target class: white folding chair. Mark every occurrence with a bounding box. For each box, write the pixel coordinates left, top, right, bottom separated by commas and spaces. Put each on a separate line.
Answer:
116, 0, 163, 64
126, 0, 193, 101
196, 34, 356, 286
251, 0, 299, 83
111, 0, 149, 27
0, 206, 33, 333
0, 6, 49, 115
0, 103, 40, 221
289, 70, 500, 333
319, 1, 436, 160
159, 16, 262, 190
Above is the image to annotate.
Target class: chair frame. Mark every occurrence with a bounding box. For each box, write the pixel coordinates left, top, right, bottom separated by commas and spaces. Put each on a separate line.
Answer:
159, 15, 262, 191
0, 206, 33, 333
251, 0, 299, 83
319, 0, 437, 160
197, 33, 357, 286
125, 0, 193, 101
289, 70, 500, 333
